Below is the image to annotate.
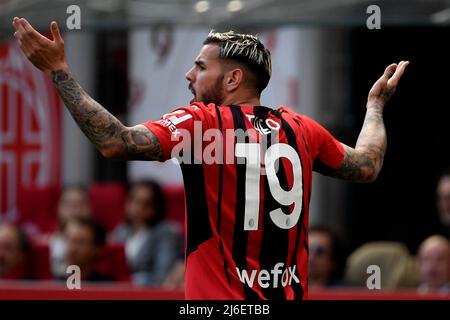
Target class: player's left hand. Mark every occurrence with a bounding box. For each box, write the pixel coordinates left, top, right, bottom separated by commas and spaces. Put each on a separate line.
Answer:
367, 60, 409, 109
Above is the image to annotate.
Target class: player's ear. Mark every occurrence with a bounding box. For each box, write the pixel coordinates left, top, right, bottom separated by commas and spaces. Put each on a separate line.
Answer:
224, 68, 243, 92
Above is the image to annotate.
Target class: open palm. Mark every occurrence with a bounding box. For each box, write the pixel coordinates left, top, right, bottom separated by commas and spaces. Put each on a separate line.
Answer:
12, 17, 67, 74
368, 61, 409, 108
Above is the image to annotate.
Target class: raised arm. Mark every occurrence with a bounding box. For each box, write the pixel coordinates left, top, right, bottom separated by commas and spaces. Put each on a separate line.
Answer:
12, 17, 163, 161
330, 61, 409, 183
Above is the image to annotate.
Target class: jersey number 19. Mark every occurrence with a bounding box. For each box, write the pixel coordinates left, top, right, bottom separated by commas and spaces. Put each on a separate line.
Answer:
235, 143, 303, 231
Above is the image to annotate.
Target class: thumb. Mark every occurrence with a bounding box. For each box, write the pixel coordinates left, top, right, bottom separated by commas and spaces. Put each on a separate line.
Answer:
50, 21, 63, 44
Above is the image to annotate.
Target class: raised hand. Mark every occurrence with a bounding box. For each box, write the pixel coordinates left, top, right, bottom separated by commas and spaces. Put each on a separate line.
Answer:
330, 61, 409, 183
11, 18, 162, 162
12, 17, 67, 74
367, 61, 409, 109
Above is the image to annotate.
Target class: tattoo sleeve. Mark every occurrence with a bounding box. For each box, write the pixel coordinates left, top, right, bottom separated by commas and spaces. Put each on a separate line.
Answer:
51, 69, 163, 161
330, 106, 386, 182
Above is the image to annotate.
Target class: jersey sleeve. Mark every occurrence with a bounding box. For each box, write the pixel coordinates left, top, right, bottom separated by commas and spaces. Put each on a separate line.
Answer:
141, 103, 211, 161
298, 115, 345, 175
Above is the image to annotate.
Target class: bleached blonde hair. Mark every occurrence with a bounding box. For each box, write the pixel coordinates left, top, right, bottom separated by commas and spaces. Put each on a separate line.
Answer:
203, 30, 272, 93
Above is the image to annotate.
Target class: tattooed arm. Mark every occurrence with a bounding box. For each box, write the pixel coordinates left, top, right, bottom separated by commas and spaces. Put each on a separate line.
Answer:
50, 69, 163, 160
330, 107, 386, 183
12, 18, 162, 161
330, 61, 409, 183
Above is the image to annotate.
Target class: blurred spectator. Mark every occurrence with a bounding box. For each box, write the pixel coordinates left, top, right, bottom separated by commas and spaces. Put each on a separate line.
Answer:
57, 185, 92, 226
163, 260, 185, 290
436, 169, 450, 238
417, 235, 450, 294
344, 241, 417, 289
111, 180, 182, 286
49, 185, 92, 278
0, 223, 31, 280
62, 216, 111, 282
308, 225, 346, 288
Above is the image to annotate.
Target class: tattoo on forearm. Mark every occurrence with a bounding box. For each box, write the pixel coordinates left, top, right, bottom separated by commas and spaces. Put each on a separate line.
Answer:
120, 126, 163, 160
332, 107, 386, 182
51, 70, 162, 161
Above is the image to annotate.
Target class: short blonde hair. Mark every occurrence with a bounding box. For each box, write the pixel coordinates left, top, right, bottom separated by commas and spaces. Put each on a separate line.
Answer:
203, 30, 272, 93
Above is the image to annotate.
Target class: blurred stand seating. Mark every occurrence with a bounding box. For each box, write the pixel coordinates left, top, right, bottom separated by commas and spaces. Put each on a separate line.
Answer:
11, 182, 185, 286
96, 242, 131, 282
16, 185, 59, 236
88, 182, 127, 232
15, 182, 186, 236
28, 241, 53, 280
161, 184, 185, 230
22, 239, 130, 283
344, 241, 418, 290
88, 182, 185, 232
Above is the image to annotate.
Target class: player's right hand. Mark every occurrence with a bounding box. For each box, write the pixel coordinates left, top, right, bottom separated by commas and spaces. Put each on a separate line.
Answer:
12, 18, 68, 75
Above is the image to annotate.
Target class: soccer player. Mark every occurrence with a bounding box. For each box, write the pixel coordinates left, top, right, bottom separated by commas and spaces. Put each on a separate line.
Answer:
12, 18, 409, 299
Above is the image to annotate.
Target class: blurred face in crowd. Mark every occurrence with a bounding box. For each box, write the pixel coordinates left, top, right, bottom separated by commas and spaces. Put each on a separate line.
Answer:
126, 184, 157, 227
437, 176, 450, 226
58, 187, 91, 226
65, 221, 99, 271
0, 224, 26, 276
417, 236, 450, 289
185, 44, 226, 105
308, 230, 335, 287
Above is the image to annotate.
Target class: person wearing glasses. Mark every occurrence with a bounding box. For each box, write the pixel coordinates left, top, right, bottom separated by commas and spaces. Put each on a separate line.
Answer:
308, 225, 346, 288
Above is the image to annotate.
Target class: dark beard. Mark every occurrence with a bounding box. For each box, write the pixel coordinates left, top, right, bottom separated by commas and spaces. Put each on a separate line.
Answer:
199, 75, 225, 106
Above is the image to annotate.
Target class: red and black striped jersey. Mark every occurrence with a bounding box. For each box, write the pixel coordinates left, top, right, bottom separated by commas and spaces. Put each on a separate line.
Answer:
143, 102, 344, 300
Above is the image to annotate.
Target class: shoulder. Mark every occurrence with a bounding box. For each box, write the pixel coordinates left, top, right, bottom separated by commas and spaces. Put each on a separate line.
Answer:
110, 224, 131, 241
50, 233, 64, 245
49, 234, 66, 253
276, 105, 317, 129
153, 221, 181, 237
277, 105, 296, 114
171, 102, 217, 117
276, 106, 340, 153
162, 102, 219, 128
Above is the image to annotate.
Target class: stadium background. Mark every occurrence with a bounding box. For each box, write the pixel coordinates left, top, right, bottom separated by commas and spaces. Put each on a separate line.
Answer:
0, 0, 449, 299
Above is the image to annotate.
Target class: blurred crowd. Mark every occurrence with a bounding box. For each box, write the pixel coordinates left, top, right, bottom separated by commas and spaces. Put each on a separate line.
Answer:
307, 226, 449, 295
308, 168, 450, 295
0, 170, 449, 296
0, 180, 185, 289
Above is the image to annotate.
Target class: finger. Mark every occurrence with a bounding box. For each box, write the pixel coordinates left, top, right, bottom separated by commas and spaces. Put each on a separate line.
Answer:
17, 38, 32, 57
21, 18, 36, 33
20, 18, 49, 43
13, 18, 28, 37
13, 19, 33, 45
388, 61, 409, 87
13, 31, 23, 42
50, 21, 63, 44
383, 63, 397, 79
11, 18, 33, 59
12, 16, 19, 28
13, 20, 37, 53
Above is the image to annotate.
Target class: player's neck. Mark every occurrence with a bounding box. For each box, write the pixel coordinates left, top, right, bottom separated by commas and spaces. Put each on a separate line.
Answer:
222, 96, 261, 106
